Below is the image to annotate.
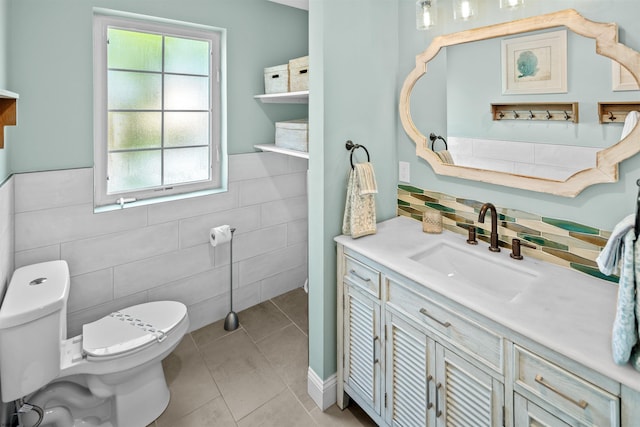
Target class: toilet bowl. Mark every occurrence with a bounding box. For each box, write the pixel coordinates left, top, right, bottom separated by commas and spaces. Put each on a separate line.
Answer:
0, 260, 189, 427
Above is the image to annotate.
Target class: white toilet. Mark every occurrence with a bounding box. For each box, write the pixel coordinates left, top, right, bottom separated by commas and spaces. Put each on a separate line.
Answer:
0, 260, 189, 427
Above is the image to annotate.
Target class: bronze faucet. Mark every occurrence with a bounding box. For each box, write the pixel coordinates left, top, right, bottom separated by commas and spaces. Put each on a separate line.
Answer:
478, 203, 500, 252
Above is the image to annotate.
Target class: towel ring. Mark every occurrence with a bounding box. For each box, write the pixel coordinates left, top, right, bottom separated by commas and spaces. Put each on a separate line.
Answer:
345, 140, 370, 169
429, 133, 448, 151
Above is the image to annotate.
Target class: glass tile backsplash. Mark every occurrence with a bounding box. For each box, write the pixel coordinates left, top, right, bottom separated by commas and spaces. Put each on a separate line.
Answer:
397, 185, 616, 283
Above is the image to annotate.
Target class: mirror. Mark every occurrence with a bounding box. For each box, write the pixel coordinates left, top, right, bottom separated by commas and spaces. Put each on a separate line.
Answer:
399, 9, 640, 197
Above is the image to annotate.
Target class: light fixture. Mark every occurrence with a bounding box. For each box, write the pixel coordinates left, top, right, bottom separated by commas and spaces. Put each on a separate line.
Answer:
453, 0, 477, 21
500, 0, 524, 8
416, 0, 437, 30
416, 0, 522, 31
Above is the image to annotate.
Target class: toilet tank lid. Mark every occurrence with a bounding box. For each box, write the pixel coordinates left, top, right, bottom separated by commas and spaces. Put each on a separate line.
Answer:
0, 261, 70, 329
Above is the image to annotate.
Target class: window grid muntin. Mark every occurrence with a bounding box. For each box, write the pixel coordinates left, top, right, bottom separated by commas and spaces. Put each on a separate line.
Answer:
106, 26, 212, 195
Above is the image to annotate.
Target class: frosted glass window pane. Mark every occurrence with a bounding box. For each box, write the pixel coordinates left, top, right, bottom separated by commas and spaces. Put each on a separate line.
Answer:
108, 151, 161, 193
164, 147, 210, 185
109, 71, 162, 110
108, 28, 162, 72
108, 112, 162, 150
165, 36, 210, 75
164, 75, 209, 110
164, 112, 209, 147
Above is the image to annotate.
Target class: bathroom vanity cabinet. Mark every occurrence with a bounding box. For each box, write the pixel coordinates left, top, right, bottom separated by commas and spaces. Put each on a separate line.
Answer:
340, 251, 504, 426
336, 217, 640, 427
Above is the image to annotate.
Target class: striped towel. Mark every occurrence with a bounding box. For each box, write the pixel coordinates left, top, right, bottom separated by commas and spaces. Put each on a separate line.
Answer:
343, 163, 377, 239
355, 162, 378, 195
597, 214, 635, 276
435, 150, 455, 165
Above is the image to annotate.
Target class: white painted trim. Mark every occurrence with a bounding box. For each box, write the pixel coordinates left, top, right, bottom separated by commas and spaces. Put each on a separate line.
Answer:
307, 367, 337, 411
268, 0, 309, 11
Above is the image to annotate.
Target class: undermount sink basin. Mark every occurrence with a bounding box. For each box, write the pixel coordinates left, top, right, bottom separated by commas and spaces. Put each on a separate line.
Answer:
409, 241, 538, 300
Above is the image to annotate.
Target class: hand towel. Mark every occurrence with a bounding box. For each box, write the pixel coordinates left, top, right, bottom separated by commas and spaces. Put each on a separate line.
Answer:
597, 213, 635, 275
343, 162, 377, 239
612, 230, 640, 365
435, 150, 455, 165
354, 162, 378, 195
621, 110, 640, 140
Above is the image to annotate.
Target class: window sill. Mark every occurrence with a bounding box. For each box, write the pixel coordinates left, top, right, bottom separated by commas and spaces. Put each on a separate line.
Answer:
94, 186, 228, 213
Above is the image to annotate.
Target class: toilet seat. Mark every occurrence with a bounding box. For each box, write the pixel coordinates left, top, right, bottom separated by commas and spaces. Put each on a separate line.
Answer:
82, 301, 187, 360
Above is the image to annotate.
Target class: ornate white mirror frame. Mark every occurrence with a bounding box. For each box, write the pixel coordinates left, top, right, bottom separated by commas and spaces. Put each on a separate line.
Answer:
399, 9, 640, 197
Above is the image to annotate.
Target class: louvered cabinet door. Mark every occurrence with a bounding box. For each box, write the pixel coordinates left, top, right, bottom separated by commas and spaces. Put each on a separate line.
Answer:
514, 394, 574, 427
344, 283, 382, 416
385, 312, 434, 427
435, 345, 505, 427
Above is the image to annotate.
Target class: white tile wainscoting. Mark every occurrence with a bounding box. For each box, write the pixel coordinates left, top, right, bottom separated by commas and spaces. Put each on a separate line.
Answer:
11, 152, 309, 336
0, 175, 13, 305
448, 136, 601, 181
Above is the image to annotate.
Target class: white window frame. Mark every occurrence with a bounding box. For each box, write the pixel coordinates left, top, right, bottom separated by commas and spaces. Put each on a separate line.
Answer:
93, 10, 227, 210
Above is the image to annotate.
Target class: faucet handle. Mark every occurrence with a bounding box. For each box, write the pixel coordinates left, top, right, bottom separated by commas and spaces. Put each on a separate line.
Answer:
466, 226, 478, 245
510, 238, 536, 260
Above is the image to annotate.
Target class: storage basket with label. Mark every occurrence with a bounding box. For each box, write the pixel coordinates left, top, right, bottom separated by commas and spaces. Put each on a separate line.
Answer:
264, 63, 289, 94
288, 56, 309, 92
275, 119, 309, 152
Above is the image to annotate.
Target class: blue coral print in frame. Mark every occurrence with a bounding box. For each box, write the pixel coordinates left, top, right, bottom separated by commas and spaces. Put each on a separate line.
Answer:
502, 29, 567, 94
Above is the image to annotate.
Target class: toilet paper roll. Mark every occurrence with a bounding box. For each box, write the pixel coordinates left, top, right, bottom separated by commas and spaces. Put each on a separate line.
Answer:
210, 225, 232, 247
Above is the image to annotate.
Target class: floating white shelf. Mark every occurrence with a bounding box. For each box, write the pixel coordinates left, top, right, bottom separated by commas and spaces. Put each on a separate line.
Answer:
0, 89, 19, 99
254, 90, 308, 104
254, 144, 309, 159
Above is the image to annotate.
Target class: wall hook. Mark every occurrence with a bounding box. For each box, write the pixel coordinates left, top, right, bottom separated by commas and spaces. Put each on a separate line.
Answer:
512, 110, 519, 119
609, 111, 616, 121
529, 110, 535, 119
564, 111, 570, 121
498, 111, 504, 119
546, 110, 552, 120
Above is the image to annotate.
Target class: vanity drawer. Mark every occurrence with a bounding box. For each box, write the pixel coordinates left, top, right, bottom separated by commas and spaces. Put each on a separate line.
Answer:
344, 256, 380, 298
386, 278, 503, 373
514, 345, 619, 427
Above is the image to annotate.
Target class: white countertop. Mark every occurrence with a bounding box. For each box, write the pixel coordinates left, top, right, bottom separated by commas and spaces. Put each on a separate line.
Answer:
335, 216, 640, 392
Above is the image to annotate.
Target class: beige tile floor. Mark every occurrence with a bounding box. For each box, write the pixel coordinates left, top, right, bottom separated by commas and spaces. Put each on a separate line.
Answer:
149, 287, 377, 427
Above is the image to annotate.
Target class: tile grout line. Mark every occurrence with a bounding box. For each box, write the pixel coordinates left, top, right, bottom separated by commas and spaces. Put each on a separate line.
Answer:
268, 291, 309, 337
190, 326, 244, 426
245, 296, 315, 422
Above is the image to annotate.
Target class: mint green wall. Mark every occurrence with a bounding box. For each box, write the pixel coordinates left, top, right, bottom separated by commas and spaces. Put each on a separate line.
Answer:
308, 0, 399, 380
0, 0, 9, 182
446, 32, 636, 148
7, 0, 308, 173
397, 0, 640, 231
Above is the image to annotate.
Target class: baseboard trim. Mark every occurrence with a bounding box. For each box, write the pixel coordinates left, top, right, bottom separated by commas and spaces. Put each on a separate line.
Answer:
307, 367, 337, 411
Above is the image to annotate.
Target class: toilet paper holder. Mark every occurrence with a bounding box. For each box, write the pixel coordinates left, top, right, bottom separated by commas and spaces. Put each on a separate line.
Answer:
210, 225, 236, 248
210, 227, 236, 243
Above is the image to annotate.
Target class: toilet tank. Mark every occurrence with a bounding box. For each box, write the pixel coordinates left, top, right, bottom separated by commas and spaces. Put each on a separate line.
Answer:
0, 261, 70, 402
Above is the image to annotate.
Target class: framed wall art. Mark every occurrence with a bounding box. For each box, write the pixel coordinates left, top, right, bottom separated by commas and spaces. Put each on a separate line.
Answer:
502, 29, 567, 95
612, 60, 640, 91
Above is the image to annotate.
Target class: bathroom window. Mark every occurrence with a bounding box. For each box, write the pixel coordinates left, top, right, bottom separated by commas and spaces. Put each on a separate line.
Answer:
93, 11, 227, 210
